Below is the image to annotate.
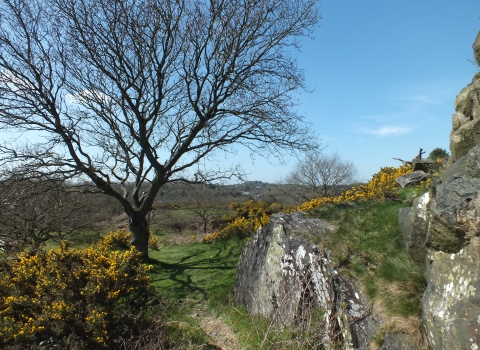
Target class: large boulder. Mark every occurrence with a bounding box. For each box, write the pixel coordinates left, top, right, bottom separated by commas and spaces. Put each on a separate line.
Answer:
420, 146, 480, 348
395, 171, 431, 188
440, 142, 480, 183
427, 175, 480, 253
235, 212, 379, 349
424, 146, 480, 254
422, 237, 480, 349
235, 212, 336, 327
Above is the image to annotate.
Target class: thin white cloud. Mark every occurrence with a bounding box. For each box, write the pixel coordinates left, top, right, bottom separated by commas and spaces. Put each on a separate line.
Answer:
361, 125, 411, 136
394, 94, 443, 105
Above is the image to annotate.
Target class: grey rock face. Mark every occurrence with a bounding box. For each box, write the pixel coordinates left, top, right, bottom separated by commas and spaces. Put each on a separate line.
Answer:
421, 147, 480, 348
398, 32, 480, 350
235, 212, 336, 326
235, 212, 378, 349
450, 73, 480, 164
427, 175, 480, 253
423, 237, 480, 350
474, 30, 480, 66
442, 143, 480, 183
398, 193, 430, 267
395, 171, 431, 188
379, 334, 423, 350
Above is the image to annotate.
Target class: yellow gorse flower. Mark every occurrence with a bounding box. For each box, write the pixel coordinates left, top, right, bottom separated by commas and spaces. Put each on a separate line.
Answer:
0, 240, 154, 347
203, 201, 281, 242
294, 164, 413, 212
98, 229, 160, 251
204, 165, 416, 242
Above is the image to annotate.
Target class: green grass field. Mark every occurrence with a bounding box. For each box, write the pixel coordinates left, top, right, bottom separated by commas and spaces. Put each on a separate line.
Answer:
1, 196, 428, 349
149, 238, 245, 303
144, 199, 427, 349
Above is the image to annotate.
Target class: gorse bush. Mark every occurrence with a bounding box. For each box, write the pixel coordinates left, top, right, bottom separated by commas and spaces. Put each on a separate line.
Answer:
0, 241, 155, 349
203, 200, 283, 242
204, 166, 413, 242
296, 165, 413, 212
99, 229, 160, 251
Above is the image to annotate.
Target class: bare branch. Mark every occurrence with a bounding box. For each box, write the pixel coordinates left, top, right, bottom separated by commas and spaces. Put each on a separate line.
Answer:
0, 0, 321, 258
280, 152, 358, 202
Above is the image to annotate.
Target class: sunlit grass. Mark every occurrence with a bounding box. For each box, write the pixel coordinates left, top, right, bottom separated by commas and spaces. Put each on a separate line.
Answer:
148, 239, 246, 302
310, 200, 427, 346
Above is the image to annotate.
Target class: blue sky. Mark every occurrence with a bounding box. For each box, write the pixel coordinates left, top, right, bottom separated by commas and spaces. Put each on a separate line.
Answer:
240, 0, 480, 183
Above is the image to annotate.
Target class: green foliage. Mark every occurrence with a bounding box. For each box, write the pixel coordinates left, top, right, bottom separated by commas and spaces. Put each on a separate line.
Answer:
371, 254, 426, 317
204, 200, 283, 242
310, 200, 427, 343
428, 147, 449, 159
99, 229, 160, 251
0, 242, 155, 349
149, 238, 325, 349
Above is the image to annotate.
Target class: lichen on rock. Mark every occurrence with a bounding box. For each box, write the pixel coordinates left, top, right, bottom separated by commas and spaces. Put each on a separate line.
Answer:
235, 212, 379, 349
423, 237, 480, 349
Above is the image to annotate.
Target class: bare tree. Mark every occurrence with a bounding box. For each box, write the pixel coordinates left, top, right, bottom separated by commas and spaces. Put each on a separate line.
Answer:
184, 184, 224, 235
0, 0, 320, 259
0, 173, 106, 255
281, 152, 358, 202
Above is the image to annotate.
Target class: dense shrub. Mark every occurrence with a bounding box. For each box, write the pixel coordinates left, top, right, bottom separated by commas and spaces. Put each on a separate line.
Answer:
204, 165, 413, 241
428, 147, 449, 160
0, 241, 155, 349
203, 200, 283, 242
296, 164, 413, 211
99, 229, 160, 251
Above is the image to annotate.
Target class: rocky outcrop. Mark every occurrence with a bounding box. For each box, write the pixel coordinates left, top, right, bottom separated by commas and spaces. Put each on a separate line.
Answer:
395, 171, 431, 188
419, 145, 480, 349
235, 212, 335, 328
398, 193, 430, 267
450, 30, 480, 164
235, 212, 378, 349
474, 30, 480, 66
427, 173, 480, 253
236, 31, 480, 350
423, 237, 480, 349
450, 74, 480, 164
398, 31, 480, 350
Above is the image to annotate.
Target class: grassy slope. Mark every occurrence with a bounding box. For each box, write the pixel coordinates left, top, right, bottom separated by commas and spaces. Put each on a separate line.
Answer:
309, 200, 427, 347
148, 199, 427, 349
0, 197, 425, 348
149, 239, 246, 303
149, 236, 327, 349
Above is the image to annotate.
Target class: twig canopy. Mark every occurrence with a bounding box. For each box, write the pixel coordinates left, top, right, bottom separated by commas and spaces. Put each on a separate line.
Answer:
0, 0, 320, 258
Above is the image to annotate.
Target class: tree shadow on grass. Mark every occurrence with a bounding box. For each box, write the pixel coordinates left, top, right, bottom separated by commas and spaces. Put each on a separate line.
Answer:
148, 240, 245, 301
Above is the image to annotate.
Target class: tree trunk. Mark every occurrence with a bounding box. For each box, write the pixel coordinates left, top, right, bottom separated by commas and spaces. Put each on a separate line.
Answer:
128, 214, 149, 261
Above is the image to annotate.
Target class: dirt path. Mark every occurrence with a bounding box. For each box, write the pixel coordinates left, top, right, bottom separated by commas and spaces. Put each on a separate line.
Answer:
193, 308, 240, 350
